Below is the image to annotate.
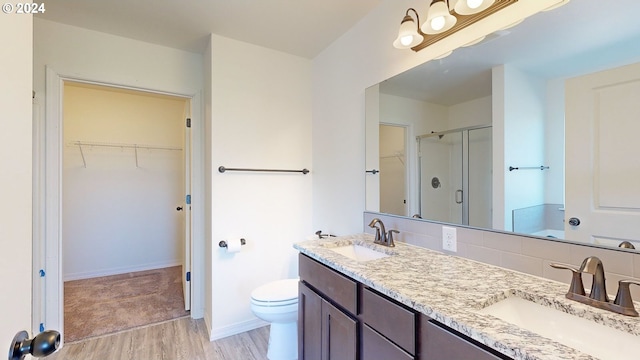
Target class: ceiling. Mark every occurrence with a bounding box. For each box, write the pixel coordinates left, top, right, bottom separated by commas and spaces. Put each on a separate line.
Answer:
35, 0, 382, 59
380, 0, 640, 105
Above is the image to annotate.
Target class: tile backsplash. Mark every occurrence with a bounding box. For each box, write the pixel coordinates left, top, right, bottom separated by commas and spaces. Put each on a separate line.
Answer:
364, 211, 640, 300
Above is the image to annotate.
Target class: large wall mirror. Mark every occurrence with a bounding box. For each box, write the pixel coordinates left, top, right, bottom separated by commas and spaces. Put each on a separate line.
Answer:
365, 0, 640, 251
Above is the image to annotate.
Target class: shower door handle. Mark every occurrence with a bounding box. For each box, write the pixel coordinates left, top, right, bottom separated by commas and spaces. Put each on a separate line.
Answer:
455, 190, 463, 204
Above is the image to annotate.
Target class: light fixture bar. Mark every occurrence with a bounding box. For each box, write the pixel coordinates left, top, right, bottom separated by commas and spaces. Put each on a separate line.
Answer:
411, 0, 518, 52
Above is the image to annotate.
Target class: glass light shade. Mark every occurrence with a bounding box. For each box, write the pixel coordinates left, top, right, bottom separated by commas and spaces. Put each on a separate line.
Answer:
392, 16, 424, 49
422, 1, 457, 35
454, 0, 495, 15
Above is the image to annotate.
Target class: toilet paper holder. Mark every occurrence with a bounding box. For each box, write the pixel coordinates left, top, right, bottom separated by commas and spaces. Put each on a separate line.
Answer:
219, 238, 246, 248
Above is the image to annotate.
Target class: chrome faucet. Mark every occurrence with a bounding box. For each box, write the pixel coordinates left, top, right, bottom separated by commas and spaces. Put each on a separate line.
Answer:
551, 256, 640, 316
367, 218, 398, 247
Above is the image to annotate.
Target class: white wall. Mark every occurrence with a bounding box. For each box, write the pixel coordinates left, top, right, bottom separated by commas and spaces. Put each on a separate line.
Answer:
544, 78, 565, 205
312, 0, 560, 235
62, 84, 185, 280
448, 96, 492, 129
0, 12, 33, 344
496, 65, 546, 230
206, 34, 312, 339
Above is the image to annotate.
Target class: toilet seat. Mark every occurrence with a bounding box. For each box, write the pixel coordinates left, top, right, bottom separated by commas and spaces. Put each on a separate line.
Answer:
250, 278, 299, 306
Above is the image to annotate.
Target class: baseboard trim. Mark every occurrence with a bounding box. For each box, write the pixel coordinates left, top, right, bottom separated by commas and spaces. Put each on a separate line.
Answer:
209, 318, 269, 341
63, 260, 182, 281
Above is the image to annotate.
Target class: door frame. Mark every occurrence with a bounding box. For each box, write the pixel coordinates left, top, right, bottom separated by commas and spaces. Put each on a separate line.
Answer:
34, 66, 204, 341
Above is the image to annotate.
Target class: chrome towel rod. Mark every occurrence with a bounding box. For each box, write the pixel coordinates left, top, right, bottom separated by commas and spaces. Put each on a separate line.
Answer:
218, 166, 309, 174
509, 166, 549, 171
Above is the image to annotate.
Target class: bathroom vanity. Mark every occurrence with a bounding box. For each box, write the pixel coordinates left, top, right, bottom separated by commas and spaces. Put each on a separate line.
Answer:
295, 234, 640, 360
299, 253, 505, 359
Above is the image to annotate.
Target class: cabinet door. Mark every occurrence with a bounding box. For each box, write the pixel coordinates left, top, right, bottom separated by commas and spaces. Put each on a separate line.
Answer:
362, 325, 413, 360
322, 300, 357, 360
299, 282, 323, 360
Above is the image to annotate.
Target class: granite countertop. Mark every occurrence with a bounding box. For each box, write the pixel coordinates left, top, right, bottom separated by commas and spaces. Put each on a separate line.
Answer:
294, 234, 640, 360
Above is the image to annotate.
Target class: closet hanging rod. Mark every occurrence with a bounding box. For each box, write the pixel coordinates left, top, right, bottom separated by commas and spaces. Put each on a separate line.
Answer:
509, 166, 549, 171
218, 166, 309, 174
71, 141, 182, 151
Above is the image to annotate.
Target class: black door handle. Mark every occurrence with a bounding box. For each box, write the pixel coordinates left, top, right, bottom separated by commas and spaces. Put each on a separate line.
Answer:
568, 217, 580, 226
176, 207, 183, 211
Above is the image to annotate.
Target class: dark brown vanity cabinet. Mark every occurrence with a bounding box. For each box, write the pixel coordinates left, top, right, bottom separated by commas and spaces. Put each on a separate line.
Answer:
299, 254, 358, 360
298, 254, 512, 360
361, 287, 416, 360
420, 318, 510, 360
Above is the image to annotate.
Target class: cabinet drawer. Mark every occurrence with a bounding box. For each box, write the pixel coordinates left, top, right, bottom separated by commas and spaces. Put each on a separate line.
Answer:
299, 254, 357, 314
362, 287, 416, 354
362, 325, 414, 360
421, 319, 509, 360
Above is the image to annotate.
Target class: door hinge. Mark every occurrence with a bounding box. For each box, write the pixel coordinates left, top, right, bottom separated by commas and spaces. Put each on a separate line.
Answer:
39, 269, 45, 277
186, 194, 191, 205
39, 323, 45, 332
186, 118, 191, 128
186, 272, 191, 282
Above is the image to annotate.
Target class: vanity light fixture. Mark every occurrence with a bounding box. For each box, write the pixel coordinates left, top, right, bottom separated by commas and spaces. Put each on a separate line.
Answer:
393, 0, 518, 52
392, 8, 424, 49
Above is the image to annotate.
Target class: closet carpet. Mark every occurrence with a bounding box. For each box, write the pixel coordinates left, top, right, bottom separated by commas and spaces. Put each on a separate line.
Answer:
64, 266, 190, 343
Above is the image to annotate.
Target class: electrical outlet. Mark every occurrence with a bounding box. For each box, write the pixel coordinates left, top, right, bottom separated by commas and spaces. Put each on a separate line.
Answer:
442, 226, 457, 252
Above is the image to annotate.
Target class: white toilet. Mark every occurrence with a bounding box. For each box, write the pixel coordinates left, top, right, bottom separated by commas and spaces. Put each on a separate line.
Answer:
250, 278, 299, 360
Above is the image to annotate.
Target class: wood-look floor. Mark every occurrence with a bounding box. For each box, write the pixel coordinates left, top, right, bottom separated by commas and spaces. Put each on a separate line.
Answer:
49, 317, 270, 360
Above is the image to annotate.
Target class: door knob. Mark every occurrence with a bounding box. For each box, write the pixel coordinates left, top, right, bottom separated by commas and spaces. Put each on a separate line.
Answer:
568, 217, 581, 226
176, 206, 183, 211
10, 330, 60, 360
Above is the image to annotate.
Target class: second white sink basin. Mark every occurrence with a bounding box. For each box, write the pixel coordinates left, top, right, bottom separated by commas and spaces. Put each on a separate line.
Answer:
328, 244, 390, 262
477, 296, 640, 360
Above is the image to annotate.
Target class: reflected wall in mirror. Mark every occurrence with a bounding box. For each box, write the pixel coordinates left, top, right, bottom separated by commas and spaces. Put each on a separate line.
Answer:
365, 0, 640, 251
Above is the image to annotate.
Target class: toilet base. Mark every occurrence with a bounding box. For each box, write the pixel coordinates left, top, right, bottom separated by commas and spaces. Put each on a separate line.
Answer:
267, 321, 298, 360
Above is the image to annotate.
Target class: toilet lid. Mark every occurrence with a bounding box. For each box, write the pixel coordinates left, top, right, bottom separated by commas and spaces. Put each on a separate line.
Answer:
251, 278, 299, 303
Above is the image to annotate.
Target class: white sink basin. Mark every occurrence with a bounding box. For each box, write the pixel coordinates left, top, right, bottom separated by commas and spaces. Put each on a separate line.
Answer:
477, 296, 640, 360
328, 244, 390, 262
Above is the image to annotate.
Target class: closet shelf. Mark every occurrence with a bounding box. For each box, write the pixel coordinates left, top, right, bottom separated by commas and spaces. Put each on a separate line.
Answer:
70, 141, 183, 168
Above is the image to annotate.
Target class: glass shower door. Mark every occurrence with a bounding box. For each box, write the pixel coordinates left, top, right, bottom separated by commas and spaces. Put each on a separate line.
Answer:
418, 131, 463, 224
418, 126, 492, 227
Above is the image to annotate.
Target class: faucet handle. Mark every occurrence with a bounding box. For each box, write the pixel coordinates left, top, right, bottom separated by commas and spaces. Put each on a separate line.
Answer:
613, 280, 640, 316
550, 263, 586, 296
386, 230, 399, 247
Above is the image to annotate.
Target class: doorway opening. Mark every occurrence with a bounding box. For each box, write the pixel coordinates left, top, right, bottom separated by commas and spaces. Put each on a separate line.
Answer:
60, 82, 191, 341
379, 124, 408, 216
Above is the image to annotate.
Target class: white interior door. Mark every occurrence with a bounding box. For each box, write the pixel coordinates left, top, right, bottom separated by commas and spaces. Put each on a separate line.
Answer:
182, 105, 192, 311
565, 61, 640, 247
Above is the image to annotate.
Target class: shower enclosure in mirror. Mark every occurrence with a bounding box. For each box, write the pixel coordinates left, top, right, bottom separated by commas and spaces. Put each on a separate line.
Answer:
417, 126, 491, 228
